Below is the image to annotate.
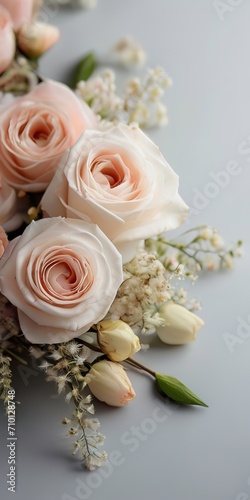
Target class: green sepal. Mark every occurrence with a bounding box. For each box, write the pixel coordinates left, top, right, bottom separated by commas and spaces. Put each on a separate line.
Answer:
155, 373, 208, 407
71, 52, 97, 88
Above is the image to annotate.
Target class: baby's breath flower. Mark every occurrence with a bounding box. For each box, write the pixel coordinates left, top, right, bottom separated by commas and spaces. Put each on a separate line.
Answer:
107, 252, 171, 334
77, 58, 172, 129
113, 36, 147, 67
29, 346, 44, 359
210, 233, 224, 249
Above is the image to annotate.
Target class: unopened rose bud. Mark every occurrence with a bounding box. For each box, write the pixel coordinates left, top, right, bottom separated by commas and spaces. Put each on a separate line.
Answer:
88, 360, 135, 407
17, 22, 60, 58
156, 302, 204, 345
97, 319, 141, 362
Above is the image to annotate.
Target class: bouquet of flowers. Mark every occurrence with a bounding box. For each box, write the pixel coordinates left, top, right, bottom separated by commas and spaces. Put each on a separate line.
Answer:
0, 0, 242, 471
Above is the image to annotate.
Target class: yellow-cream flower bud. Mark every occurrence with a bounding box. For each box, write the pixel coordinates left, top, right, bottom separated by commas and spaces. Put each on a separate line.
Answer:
17, 22, 60, 58
156, 302, 204, 345
88, 360, 135, 407
97, 320, 141, 362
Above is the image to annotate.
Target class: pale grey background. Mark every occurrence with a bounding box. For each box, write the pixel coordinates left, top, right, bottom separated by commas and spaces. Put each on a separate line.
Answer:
1, 1, 250, 499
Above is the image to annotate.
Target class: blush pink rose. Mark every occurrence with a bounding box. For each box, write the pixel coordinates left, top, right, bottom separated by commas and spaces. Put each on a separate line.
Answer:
0, 80, 97, 192
0, 226, 8, 258
0, 6, 15, 74
42, 123, 188, 262
0, 0, 34, 30
0, 217, 123, 344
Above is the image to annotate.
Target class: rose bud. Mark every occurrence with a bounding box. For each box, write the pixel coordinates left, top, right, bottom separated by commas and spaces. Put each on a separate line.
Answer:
97, 320, 141, 362
156, 302, 204, 345
88, 360, 135, 407
17, 22, 60, 58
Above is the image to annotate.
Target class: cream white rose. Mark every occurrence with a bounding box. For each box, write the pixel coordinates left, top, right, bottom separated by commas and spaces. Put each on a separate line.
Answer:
0, 80, 97, 192
0, 217, 123, 343
41, 123, 188, 262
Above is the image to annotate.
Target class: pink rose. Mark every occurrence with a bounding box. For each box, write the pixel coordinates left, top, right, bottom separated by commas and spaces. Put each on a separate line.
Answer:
0, 80, 97, 192
0, 0, 34, 30
42, 123, 188, 262
0, 6, 15, 74
0, 225, 8, 258
0, 217, 123, 344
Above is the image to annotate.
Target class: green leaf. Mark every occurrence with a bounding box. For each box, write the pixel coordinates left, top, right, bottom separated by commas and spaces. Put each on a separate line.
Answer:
71, 52, 97, 88
155, 373, 208, 407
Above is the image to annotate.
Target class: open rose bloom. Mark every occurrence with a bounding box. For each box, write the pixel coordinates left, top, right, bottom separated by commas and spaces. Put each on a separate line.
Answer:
0, 217, 123, 343
42, 123, 188, 262
0, 80, 97, 192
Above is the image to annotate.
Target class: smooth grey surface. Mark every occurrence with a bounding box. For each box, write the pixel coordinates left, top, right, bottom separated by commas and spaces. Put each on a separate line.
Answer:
1, 1, 250, 499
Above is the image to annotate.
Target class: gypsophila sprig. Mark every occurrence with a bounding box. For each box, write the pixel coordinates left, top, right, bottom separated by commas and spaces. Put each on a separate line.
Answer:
0, 348, 14, 410
29, 341, 107, 470
76, 64, 172, 128
145, 225, 242, 277
106, 252, 172, 334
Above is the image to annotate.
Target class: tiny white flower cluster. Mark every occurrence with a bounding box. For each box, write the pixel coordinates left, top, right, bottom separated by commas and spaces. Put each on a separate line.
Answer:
113, 35, 147, 67
76, 65, 172, 128
107, 252, 172, 334
76, 70, 121, 121
170, 287, 201, 313
145, 226, 242, 278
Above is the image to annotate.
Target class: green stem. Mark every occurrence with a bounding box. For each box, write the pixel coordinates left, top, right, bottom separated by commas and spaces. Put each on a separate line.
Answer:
5, 349, 28, 366
77, 338, 102, 354
126, 357, 156, 377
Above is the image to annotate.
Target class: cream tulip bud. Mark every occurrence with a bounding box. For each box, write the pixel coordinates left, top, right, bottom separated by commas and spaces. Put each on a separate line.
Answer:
97, 320, 141, 362
156, 302, 204, 345
17, 22, 60, 58
88, 360, 135, 407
